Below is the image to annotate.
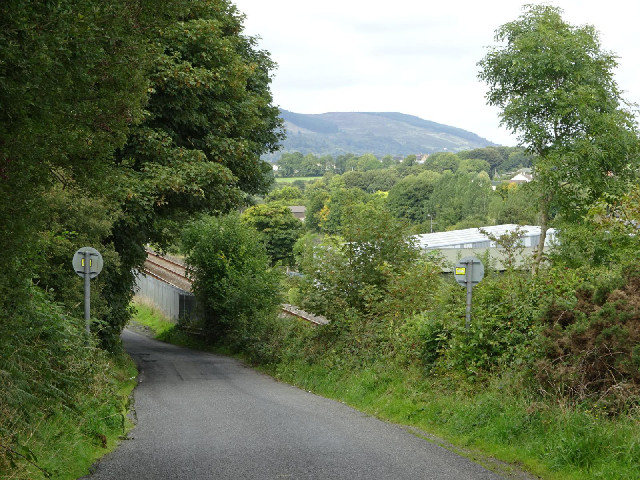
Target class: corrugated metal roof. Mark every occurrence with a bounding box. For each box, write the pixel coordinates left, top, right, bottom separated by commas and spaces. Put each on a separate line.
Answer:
414, 224, 556, 249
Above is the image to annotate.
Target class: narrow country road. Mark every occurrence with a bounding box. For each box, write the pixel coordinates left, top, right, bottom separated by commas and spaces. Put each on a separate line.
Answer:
84, 330, 505, 480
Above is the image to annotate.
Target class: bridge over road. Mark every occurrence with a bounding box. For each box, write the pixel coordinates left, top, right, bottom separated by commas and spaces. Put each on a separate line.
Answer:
83, 330, 508, 480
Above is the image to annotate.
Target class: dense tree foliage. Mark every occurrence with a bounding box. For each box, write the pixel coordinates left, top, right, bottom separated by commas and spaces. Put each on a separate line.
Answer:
265, 185, 304, 203
386, 170, 440, 223
98, 0, 283, 342
242, 204, 304, 266
182, 213, 281, 343
0, 0, 168, 308
295, 205, 419, 317
341, 169, 400, 193
1, 0, 283, 343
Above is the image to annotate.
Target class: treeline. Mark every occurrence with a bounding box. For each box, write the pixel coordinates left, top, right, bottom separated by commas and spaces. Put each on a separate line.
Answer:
266, 149, 535, 235
0, 1, 282, 476
275, 146, 532, 178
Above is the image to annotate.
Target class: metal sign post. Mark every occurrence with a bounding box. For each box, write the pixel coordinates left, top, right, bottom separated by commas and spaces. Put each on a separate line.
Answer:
72, 247, 104, 336
454, 256, 484, 331
84, 250, 91, 331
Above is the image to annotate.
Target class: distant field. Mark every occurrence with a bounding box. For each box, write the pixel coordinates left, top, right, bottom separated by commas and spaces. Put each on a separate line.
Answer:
275, 176, 322, 183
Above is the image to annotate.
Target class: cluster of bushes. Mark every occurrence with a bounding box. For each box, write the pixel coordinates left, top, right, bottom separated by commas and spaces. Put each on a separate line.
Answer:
183, 207, 640, 415
187, 201, 637, 399
180, 213, 285, 362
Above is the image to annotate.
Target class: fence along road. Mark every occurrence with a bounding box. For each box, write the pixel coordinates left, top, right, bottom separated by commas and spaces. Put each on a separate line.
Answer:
84, 330, 505, 480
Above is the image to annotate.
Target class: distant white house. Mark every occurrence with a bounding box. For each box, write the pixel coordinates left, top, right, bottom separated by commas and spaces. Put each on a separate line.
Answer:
510, 172, 533, 183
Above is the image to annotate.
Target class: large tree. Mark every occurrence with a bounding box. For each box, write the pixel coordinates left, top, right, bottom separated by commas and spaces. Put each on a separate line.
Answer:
101, 0, 284, 341
478, 5, 639, 272
387, 170, 441, 223
1, 0, 284, 348
0, 0, 172, 307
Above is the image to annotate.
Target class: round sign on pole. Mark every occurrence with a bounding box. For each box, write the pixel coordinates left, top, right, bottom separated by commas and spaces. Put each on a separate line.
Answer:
72, 247, 104, 279
454, 256, 484, 287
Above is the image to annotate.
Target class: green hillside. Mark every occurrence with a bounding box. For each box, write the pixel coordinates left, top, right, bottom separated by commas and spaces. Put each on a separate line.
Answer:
265, 110, 497, 161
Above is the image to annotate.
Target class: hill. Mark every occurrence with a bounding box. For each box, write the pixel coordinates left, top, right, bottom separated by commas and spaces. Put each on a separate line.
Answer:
265, 110, 497, 161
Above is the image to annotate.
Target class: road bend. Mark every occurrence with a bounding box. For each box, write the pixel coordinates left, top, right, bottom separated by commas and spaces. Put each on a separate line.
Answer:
84, 330, 504, 480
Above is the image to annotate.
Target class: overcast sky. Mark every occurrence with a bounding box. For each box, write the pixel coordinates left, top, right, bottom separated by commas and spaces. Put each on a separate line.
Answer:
231, 0, 640, 147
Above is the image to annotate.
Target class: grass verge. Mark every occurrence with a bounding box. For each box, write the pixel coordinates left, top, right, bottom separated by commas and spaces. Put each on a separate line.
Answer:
128, 300, 230, 355
1, 355, 137, 480
266, 360, 640, 480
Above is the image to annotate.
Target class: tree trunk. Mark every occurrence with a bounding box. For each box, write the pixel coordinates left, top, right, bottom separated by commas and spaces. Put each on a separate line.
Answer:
532, 193, 551, 275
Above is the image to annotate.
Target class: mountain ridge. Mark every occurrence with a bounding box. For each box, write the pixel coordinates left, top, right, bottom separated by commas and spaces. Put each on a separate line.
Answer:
265, 110, 497, 161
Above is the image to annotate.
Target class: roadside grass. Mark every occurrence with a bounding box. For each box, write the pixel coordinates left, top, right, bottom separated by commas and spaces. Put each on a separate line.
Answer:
269, 360, 640, 480
128, 302, 640, 480
129, 300, 232, 356
2, 355, 137, 480
44, 356, 137, 480
130, 297, 176, 338
1, 286, 139, 480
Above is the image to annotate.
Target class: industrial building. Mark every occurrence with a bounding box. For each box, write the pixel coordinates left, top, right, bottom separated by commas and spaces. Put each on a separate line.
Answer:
414, 224, 557, 270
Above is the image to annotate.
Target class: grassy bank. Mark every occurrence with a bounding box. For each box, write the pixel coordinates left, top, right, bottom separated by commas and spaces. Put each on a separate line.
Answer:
268, 360, 639, 480
0, 288, 138, 480
1, 354, 137, 480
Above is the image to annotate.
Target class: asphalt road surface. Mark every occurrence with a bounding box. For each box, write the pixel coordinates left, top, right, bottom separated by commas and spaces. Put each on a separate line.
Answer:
84, 330, 505, 480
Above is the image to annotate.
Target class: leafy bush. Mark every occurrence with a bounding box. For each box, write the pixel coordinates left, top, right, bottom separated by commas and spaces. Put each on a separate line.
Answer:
182, 213, 282, 352
241, 203, 304, 266
295, 204, 420, 318
550, 221, 639, 268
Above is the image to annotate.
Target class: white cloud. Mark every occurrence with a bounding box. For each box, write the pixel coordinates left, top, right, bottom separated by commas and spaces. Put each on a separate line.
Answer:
234, 0, 640, 146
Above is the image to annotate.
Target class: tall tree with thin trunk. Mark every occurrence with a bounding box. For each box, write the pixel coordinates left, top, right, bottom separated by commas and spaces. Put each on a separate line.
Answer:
478, 5, 639, 273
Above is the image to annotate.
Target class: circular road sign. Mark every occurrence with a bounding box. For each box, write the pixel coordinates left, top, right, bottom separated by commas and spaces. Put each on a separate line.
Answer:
72, 247, 104, 279
454, 256, 484, 287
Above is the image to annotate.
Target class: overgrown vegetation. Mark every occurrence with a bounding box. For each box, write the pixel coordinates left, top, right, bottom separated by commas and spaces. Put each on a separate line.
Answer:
181, 213, 284, 359
159, 9, 640, 479
167, 197, 639, 479
0, 287, 137, 479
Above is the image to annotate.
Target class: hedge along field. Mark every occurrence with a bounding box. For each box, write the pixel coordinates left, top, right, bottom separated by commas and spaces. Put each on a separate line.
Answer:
275, 176, 322, 183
